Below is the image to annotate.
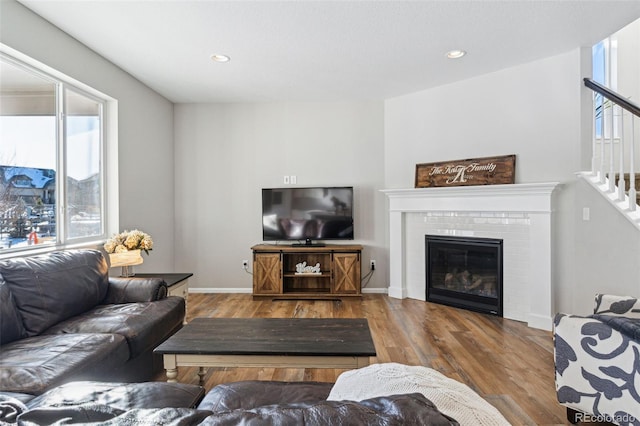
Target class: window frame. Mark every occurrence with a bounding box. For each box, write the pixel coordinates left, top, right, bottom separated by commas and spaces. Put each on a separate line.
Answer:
592, 38, 620, 141
0, 44, 118, 258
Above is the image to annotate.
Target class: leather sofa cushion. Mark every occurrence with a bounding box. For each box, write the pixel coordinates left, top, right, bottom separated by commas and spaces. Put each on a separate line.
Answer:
0, 333, 129, 395
26, 381, 205, 411
0, 250, 109, 336
199, 393, 458, 425
0, 278, 27, 345
43, 297, 185, 358
17, 394, 458, 425
199, 381, 333, 412
19, 406, 212, 425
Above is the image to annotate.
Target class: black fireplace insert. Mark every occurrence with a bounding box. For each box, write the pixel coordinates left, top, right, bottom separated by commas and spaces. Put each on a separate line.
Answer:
425, 235, 503, 316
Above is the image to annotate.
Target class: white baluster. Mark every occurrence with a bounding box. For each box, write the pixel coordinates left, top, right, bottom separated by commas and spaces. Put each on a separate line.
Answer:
617, 107, 625, 201
609, 100, 615, 192
630, 115, 637, 212
600, 97, 606, 184
603, 39, 612, 185
592, 92, 597, 176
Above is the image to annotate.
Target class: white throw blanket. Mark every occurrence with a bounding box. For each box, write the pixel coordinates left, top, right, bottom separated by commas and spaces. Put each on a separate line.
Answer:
327, 363, 510, 426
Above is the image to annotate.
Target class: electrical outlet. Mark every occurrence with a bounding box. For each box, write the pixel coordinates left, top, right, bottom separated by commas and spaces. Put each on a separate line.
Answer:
370, 260, 376, 271
242, 260, 248, 269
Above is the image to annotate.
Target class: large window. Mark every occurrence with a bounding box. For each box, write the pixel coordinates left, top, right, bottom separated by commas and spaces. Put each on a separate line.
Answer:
0, 52, 111, 254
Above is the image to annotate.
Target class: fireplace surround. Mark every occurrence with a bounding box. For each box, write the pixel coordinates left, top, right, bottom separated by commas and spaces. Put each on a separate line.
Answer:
382, 182, 560, 331
426, 235, 503, 316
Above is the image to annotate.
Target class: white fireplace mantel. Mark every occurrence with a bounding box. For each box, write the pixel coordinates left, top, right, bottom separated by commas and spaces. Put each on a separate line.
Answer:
382, 182, 561, 330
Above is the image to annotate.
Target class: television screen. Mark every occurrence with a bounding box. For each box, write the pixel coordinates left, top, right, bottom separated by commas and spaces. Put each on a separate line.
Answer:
262, 186, 354, 242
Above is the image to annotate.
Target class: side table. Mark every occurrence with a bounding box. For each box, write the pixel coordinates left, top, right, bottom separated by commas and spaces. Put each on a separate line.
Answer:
134, 273, 192, 323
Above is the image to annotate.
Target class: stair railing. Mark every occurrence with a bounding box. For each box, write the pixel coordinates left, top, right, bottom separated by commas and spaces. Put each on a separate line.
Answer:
585, 77, 640, 211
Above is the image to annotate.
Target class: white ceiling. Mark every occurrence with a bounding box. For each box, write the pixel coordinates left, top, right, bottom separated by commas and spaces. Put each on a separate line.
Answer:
16, 0, 640, 103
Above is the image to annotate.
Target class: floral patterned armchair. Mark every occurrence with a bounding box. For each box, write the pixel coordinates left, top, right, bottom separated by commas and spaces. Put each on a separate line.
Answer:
554, 294, 640, 425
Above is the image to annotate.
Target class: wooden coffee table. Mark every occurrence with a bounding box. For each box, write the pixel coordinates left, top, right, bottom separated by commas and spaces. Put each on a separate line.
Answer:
154, 318, 377, 384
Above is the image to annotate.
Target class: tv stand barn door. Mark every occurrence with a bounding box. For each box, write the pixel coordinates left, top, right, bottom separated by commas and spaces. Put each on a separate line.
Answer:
253, 253, 282, 295
251, 244, 362, 299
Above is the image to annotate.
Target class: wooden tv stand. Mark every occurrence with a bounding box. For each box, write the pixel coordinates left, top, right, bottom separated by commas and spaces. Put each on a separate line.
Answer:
251, 244, 362, 299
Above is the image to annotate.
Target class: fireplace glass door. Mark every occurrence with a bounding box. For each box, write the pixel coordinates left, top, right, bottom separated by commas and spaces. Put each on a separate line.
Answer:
425, 235, 503, 316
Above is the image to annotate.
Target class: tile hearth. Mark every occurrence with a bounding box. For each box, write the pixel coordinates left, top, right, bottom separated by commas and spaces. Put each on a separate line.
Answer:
382, 183, 560, 330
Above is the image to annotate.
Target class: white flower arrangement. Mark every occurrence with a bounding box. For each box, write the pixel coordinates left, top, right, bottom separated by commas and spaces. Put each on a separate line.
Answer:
103, 229, 153, 255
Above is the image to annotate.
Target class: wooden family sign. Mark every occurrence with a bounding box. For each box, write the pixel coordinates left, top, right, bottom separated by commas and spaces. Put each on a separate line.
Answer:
415, 154, 516, 188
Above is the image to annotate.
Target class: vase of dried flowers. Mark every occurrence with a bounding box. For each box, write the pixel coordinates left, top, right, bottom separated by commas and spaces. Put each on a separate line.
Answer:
104, 229, 153, 277
120, 264, 135, 278
108, 249, 143, 276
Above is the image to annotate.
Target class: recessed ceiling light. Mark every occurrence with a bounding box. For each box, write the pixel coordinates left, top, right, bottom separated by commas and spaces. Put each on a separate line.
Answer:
210, 54, 230, 63
446, 50, 466, 59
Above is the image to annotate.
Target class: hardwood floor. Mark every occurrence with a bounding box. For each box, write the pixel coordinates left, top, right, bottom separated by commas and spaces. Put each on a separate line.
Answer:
154, 293, 570, 425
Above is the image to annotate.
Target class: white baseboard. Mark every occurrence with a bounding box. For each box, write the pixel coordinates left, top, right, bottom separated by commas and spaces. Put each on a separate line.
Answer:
526, 313, 553, 331
188, 287, 388, 294
362, 288, 388, 294
189, 288, 253, 294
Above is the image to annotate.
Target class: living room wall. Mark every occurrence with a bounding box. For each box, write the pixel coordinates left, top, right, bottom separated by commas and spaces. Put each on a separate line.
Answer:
0, 0, 176, 272
384, 48, 640, 315
573, 178, 640, 314
173, 102, 386, 291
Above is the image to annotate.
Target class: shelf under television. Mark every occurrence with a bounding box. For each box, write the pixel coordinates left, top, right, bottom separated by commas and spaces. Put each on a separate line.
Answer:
283, 272, 331, 278
284, 287, 331, 293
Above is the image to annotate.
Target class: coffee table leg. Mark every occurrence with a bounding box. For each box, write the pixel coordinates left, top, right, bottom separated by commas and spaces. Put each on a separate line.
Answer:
197, 367, 207, 385
166, 368, 178, 382
163, 354, 178, 383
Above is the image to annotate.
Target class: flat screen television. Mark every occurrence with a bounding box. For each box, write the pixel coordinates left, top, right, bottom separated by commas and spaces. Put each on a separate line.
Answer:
262, 186, 354, 245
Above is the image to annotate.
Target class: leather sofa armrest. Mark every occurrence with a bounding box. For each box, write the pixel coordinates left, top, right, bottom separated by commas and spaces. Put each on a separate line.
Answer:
26, 382, 205, 411
103, 277, 167, 304
198, 381, 333, 412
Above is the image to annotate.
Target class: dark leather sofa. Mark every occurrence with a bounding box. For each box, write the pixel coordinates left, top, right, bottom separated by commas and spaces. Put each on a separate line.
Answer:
0, 249, 185, 396
1, 380, 459, 425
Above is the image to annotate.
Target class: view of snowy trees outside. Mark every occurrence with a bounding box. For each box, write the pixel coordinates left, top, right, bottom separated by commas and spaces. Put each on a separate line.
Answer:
1, 55, 103, 251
